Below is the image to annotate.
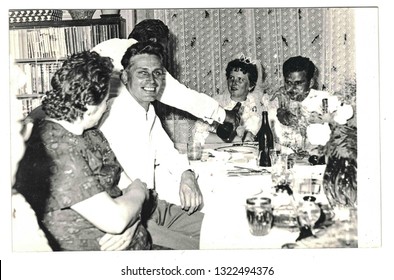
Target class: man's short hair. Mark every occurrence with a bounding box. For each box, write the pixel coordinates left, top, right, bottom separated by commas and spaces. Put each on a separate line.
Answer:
121, 41, 166, 69
283, 56, 316, 81
128, 19, 170, 43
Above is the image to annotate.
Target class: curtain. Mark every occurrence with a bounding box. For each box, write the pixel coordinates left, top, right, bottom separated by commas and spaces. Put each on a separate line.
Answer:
134, 8, 356, 143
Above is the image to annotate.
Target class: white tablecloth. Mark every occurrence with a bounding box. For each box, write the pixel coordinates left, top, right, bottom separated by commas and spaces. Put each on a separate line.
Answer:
155, 145, 353, 249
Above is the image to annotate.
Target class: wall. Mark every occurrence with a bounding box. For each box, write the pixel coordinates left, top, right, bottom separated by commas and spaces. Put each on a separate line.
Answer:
132, 8, 356, 143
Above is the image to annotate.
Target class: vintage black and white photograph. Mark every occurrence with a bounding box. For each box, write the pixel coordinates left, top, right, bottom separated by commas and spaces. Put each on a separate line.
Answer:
2, 2, 387, 279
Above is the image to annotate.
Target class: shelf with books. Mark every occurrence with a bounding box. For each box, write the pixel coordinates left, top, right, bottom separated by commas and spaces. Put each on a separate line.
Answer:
10, 17, 126, 119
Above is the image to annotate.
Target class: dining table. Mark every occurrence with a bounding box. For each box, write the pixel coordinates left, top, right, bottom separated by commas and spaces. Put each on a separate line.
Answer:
156, 140, 358, 250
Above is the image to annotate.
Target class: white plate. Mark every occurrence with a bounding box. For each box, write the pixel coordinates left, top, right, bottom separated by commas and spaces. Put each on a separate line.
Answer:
215, 145, 258, 154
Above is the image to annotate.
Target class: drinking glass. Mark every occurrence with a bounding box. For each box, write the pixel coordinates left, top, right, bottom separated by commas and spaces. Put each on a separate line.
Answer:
187, 142, 202, 161
271, 153, 288, 186
245, 197, 273, 236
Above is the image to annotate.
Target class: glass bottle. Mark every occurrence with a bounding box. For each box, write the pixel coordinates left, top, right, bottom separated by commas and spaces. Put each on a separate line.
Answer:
322, 98, 328, 114
256, 111, 274, 167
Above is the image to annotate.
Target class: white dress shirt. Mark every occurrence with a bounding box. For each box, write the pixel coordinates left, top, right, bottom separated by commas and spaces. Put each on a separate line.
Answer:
92, 38, 226, 124
99, 85, 190, 191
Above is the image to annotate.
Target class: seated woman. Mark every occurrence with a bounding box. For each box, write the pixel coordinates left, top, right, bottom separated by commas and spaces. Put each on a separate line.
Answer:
193, 55, 262, 144
13, 51, 152, 251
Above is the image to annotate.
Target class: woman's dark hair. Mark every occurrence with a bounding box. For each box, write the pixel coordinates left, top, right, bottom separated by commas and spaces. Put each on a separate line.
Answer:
225, 58, 258, 91
283, 56, 316, 81
121, 41, 166, 70
128, 19, 170, 43
42, 51, 113, 122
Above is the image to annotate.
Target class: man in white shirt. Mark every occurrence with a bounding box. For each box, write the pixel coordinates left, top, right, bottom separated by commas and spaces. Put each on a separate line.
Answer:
100, 41, 203, 250
92, 18, 240, 127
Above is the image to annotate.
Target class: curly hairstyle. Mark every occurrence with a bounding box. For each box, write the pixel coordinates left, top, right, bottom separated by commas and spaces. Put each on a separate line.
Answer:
121, 41, 166, 70
225, 58, 258, 91
128, 19, 170, 43
283, 56, 316, 81
42, 51, 113, 122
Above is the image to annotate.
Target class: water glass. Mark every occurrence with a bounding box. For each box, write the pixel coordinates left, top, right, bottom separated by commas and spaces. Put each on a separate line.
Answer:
271, 153, 288, 186
245, 197, 273, 236
187, 142, 202, 161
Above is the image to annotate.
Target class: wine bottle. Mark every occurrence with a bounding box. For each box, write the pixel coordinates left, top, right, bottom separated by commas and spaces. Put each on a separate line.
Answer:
256, 111, 274, 167
216, 102, 242, 143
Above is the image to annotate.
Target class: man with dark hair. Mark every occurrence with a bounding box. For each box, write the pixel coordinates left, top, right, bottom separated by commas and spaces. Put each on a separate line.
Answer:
100, 41, 203, 250
128, 18, 170, 44
92, 18, 240, 126
266, 55, 353, 154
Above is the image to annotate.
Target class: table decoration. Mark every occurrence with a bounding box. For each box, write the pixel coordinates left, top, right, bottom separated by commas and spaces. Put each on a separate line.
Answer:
323, 80, 357, 207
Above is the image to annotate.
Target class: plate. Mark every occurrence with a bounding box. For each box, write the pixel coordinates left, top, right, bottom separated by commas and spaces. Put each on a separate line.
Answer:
215, 145, 258, 154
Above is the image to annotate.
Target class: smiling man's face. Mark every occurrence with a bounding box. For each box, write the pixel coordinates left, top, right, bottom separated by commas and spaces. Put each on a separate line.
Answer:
284, 70, 312, 102
122, 53, 165, 110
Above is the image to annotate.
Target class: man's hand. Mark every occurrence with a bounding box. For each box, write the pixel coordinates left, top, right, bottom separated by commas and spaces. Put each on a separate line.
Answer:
99, 221, 140, 251
224, 102, 242, 127
270, 86, 290, 109
179, 170, 203, 215
276, 107, 298, 127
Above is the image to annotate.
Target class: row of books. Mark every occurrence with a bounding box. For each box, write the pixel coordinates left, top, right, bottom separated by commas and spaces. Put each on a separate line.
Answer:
16, 62, 63, 96
10, 24, 121, 60
20, 99, 42, 118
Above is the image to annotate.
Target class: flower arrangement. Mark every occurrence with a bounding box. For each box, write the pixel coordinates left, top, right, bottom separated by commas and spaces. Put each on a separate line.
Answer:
325, 78, 357, 161
323, 79, 357, 207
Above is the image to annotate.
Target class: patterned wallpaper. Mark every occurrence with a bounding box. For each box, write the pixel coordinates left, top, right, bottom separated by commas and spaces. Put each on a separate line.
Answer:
134, 8, 356, 142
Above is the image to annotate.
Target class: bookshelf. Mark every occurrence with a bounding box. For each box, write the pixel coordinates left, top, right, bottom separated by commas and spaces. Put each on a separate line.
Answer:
9, 17, 126, 118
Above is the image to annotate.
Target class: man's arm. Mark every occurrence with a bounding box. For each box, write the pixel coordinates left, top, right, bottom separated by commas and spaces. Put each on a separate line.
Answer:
91, 38, 138, 71
153, 119, 203, 213
160, 72, 227, 124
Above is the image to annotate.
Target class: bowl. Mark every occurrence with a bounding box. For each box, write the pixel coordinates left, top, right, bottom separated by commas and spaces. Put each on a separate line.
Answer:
68, 9, 96, 20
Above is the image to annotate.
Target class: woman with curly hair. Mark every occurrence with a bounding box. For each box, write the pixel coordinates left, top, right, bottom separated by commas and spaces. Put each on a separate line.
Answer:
193, 55, 263, 144
13, 51, 152, 251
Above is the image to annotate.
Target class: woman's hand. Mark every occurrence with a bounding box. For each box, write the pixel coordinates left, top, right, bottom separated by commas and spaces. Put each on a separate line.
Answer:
179, 170, 203, 215
99, 221, 140, 251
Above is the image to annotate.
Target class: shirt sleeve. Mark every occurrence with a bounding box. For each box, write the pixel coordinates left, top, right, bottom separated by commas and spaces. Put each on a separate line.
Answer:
14, 125, 109, 215
159, 71, 226, 124
43, 139, 107, 210
91, 38, 137, 71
